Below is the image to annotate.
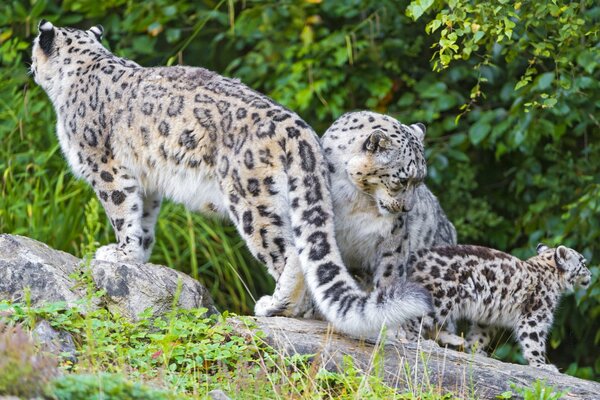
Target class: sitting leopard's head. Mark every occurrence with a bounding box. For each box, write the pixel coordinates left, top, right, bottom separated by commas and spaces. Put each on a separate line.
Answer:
323, 111, 427, 215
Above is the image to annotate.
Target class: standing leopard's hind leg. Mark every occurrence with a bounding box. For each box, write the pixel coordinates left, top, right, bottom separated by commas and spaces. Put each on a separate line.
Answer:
139, 191, 162, 262
221, 167, 310, 318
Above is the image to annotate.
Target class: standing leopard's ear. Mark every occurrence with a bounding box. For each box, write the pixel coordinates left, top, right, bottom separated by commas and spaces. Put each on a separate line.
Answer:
89, 25, 104, 41
536, 243, 550, 255
363, 130, 391, 153
410, 122, 426, 142
38, 19, 55, 56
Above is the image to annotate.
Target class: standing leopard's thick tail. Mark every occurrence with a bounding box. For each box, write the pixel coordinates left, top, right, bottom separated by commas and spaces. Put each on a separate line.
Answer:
286, 134, 432, 336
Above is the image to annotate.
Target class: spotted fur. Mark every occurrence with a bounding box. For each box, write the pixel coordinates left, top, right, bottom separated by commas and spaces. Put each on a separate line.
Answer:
405, 243, 591, 371
31, 21, 431, 335
322, 111, 456, 289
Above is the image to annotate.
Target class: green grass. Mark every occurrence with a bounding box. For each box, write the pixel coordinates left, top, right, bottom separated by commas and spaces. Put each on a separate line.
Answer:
0, 298, 568, 399
1, 299, 474, 399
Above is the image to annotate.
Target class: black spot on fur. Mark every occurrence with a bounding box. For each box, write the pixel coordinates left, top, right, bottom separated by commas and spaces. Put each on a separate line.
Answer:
100, 171, 113, 182
167, 95, 184, 116
158, 121, 170, 136
323, 281, 347, 302
242, 211, 253, 235
178, 129, 198, 150
286, 126, 300, 139
111, 190, 126, 205
244, 150, 254, 169
316, 262, 340, 285
303, 175, 322, 205
302, 206, 328, 227
306, 231, 330, 261
298, 140, 316, 172
114, 218, 124, 231
247, 178, 261, 196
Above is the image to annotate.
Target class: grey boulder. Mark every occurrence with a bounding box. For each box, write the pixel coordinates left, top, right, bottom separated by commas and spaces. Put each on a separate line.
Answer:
0, 234, 216, 320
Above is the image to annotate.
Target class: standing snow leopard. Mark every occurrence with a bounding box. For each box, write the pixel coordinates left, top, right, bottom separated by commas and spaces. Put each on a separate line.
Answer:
405, 243, 591, 371
31, 21, 432, 336
321, 111, 457, 289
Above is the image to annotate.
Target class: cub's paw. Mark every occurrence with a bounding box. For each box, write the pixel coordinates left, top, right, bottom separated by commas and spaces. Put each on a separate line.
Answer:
437, 331, 465, 347
94, 244, 143, 264
534, 363, 560, 373
254, 295, 289, 317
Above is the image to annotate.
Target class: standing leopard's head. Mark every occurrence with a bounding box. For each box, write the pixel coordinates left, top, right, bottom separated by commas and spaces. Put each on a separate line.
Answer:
536, 243, 592, 290
323, 111, 427, 215
31, 20, 105, 97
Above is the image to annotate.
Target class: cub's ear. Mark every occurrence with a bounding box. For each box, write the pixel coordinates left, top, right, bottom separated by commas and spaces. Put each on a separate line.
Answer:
536, 243, 550, 255
554, 245, 568, 271
363, 130, 391, 153
89, 25, 104, 41
411, 122, 426, 142
38, 19, 55, 56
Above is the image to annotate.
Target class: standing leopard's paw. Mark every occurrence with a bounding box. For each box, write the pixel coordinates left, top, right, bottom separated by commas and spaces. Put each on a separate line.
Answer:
254, 295, 289, 317
94, 244, 144, 264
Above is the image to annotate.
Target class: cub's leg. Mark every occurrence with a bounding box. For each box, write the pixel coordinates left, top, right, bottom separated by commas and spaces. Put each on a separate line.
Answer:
221, 171, 308, 317
465, 323, 493, 356
91, 164, 148, 263
515, 313, 558, 372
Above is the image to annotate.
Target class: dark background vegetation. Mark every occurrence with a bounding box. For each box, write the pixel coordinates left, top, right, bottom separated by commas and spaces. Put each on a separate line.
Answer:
1, 0, 598, 380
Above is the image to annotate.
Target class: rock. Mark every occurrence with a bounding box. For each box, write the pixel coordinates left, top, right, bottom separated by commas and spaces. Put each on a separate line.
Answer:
208, 389, 232, 400
33, 319, 77, 363
230, 317, 600, 400
0, 234, 86, 308
91, 260, 218, 320
0, 234, 217, 320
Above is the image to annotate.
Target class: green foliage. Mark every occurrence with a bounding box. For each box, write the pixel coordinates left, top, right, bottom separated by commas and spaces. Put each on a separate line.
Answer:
48, 373, 185, 400
0, 322, 59, 397
0, 0, 599, 380
1, 300, 462, 399
496, 379, 566, 400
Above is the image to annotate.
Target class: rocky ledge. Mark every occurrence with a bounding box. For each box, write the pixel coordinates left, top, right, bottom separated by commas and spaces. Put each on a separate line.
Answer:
1, 234, 598, 399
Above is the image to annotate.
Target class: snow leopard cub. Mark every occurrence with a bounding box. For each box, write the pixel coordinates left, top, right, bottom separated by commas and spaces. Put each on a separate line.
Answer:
31, 21, 432, 336
405, 243, 591, 372
321, 111, 457, 289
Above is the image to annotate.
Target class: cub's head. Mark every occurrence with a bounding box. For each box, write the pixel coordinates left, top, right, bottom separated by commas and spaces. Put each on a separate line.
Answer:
536, 243, 592, 290
323, 111, 427, 215
31, 20, 105, 93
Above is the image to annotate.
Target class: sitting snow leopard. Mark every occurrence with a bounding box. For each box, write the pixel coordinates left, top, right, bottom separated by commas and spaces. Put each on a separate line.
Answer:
31, 20, 432, 336
405, 243, 591, 371
321, 111, 457, 289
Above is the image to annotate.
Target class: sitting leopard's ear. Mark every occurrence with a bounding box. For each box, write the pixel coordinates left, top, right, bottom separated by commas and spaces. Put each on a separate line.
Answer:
38, 19, 55, 56
363, 130, 391, 153
89, 25, 104, 41
410, 122, 426, 142
536, 243, 550, 255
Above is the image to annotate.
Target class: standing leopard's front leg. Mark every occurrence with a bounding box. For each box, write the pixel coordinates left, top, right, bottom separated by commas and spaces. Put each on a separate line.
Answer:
92, 165, 148, 263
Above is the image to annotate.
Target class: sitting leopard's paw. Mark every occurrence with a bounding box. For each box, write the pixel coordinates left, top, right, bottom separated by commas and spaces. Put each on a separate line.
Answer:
254, 295, 289, 317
